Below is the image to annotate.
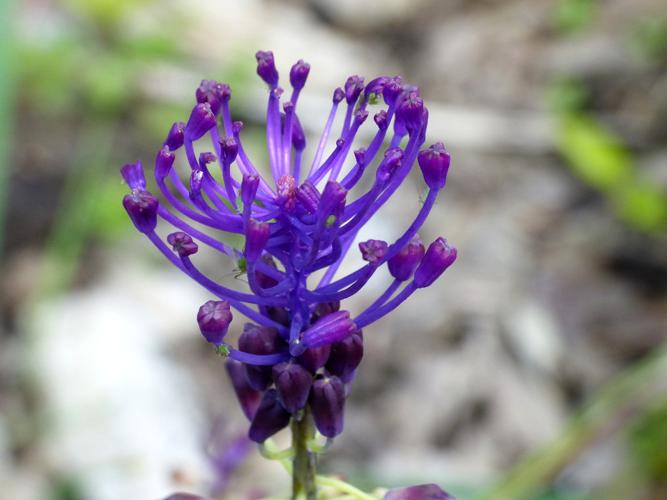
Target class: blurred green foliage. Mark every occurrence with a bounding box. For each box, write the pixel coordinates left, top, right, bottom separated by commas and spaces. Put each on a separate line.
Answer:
554, 0, 596, 34
0, 0, 15, 254
549, 79, 667, 233
629, 401, 667, 482
15, 0, 191, 293
631, 17, 667, 63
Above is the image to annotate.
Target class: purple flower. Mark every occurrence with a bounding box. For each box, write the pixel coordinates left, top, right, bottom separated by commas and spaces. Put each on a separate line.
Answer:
384, 484, 454, 499
121, 52, 456, 441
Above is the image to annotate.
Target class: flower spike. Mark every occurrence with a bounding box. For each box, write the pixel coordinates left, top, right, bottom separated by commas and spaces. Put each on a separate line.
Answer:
120, 52, 456, 446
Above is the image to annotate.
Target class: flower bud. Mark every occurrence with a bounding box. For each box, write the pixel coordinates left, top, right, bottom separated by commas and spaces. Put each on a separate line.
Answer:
123, 190, 158, 234
185, 103, 216, 140
354, 148, 367, 166
244, 219, 270, 262
256, 50, 279, 87
121, 161, 147, 190
384, 484, 454, 500
374, 110, 388, 130
413, 237, 457, 288
333, 87, 345, 104
297, 344, 331, 373
225, 360, 262, 420
297, 181, 320, 214
292, 114, 306, 151
344, 75, 364, 104
376, 148, 403, 186
155, 146, 175, 180
359, 239, 388, 266
364, 76, 387, 97
289, 59, 310, 90
418, 143, 451, 190
382, 76, 403, 106
196, 80, 231, 115
312, 301, 340, 322
167, 231, 198, 257
302, 311, 356, 349
319, 181, 347, 220
248, 389, 291, 443
220, 136, 238, 164
326, 330, 363, 383
388, 235, 425, 281
164, 122, 185, 150
273, 360, 313, 414
396, 90, 424, 133
197, 300, 232, 346
239, 324, 280, 391
309, 375, 345, 438
241, 174, 260, 207
354, 108, 369, 125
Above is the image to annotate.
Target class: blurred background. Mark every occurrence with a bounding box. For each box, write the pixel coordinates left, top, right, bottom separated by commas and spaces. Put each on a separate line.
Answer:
1, 0, 666, 498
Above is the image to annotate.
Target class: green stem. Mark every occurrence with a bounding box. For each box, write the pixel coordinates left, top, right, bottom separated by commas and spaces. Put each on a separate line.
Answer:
292, 408, 318, 500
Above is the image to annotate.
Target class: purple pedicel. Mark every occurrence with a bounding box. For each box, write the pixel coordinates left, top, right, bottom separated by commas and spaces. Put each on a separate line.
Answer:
121, 52, 456, 442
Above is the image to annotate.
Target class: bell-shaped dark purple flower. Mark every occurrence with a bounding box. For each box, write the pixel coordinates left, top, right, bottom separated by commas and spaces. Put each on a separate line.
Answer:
197, 300, 232, 346
297, 344, 331, 373
326, 330, 363, 383
413, 237, 457, 288
248, 389, 291, 443
122, 190, 158, 234
256, 50, 279, 87
384, 484, 454, 499
388, 235, 425, 281
185, 103, 216, 140
239, 323, 281, 391
311, 301, 341, 322
309, 375, 345, 438
225, 360, 262, 420
418, 143, 451, 190
164, 121, 185, 150
273, 360, 313, 414
359, 239, 388, 267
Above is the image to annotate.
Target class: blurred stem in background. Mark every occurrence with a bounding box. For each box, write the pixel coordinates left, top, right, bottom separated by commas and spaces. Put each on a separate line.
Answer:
0, 0, 16, 256
484, 342, 667, 500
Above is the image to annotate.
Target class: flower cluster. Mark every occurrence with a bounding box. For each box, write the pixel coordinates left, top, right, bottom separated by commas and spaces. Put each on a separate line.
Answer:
121, 51, 456, 443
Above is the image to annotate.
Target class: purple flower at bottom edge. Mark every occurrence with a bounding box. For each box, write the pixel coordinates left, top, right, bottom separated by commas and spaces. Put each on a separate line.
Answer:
384, 483, 455, 500
120, 51, 457, 442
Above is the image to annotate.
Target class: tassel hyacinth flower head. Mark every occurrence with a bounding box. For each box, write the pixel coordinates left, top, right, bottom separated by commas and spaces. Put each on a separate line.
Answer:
121, 50, 457, 443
